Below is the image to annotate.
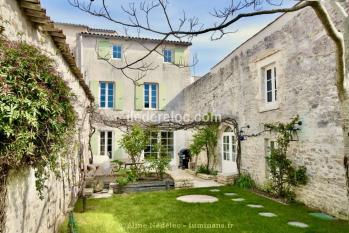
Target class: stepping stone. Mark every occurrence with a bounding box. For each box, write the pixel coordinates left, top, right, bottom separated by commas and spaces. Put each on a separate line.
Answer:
232, 198, 245, 202
224, 193, 237, 196
176, 195, 218, 203
287, 221, 309, 228
309, 212, 335, 220
210, 189, 220, 192
247, 204, 263, 208
258, 212, 277, 217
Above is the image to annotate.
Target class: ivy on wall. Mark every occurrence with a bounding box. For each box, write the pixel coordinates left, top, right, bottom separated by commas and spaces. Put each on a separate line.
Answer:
0, 37, 77, 201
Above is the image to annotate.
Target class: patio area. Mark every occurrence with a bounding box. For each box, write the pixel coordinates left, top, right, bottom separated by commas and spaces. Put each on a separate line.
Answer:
59, 186, 349, 233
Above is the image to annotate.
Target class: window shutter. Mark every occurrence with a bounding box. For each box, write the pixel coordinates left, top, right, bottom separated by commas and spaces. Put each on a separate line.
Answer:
89, 80, 99, 108
135, 84, 144, 111
113, 130, 123, 159
174, 48, 185, 65
114, 79, 124, 111
90, 131, 99, 156
98, 40, 111, 60
159, 83, 167, 110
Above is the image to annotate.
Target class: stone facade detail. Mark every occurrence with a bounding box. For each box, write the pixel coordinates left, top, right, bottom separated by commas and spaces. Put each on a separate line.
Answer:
169, 6, 349, 219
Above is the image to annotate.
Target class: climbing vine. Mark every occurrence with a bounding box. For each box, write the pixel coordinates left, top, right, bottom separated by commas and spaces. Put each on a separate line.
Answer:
264, 116, 308, 201
0, 36, 77, 205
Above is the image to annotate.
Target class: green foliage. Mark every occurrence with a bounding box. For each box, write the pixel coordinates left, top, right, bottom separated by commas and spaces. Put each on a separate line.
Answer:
265, 116, 308, 201
196, 164, 217, 175
234, 173, 255, 189
115, 168, 137, 187
145, 145, 171, 180
189, 113, 219, 172
0, 39, 76, 197
119, 124, 149, 178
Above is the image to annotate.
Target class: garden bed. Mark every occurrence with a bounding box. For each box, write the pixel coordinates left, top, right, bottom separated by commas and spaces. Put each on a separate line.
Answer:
111, 174, 174, 193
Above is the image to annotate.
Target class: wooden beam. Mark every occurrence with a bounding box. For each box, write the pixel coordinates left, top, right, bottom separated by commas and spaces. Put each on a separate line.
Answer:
20, 2, 42, 11
20, 0, 40, 3
49, 31, 65, 39
24, 9, 46, 18
29, 16, 50, 24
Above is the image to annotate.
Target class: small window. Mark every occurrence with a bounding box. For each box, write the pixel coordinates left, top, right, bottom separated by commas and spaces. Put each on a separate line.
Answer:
265, 66, 277, 103
163, 49, 173, 63
100, 131, 113, 158
100, 81, 114, 109
112, 45, 122, 59
144, 83, 158, 110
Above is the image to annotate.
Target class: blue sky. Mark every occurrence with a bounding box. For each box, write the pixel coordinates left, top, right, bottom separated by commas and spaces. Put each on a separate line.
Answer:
41, 0, 295, 76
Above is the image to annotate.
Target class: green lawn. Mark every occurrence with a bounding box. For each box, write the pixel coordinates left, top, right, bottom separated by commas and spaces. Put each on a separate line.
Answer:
60, 186, 349, 233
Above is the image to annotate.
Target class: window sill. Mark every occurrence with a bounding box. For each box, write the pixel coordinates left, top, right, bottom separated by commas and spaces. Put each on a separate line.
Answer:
259, 102, 279, 113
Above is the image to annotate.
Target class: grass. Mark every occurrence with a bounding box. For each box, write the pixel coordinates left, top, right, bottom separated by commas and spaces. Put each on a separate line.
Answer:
59, 186, 349, 233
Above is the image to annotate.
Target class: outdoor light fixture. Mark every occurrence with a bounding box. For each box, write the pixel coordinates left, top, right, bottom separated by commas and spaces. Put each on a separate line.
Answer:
239, 125, 250, 141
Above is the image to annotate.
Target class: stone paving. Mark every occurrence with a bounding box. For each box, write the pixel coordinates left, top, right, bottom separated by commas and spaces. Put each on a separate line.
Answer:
247, 204, 264, 208
259, 212, 277, 217
287, 221, 309, 228
167, 169, 222, 188
176, 189, 310, 228
176, 195, 218, 203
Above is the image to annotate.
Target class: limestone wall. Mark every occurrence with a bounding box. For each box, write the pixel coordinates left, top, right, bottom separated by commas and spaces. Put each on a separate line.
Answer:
0, 0, 92, 232
169, 5, 349, 218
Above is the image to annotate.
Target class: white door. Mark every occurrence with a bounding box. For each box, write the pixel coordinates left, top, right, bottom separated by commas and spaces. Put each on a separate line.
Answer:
221, 132, 238, 174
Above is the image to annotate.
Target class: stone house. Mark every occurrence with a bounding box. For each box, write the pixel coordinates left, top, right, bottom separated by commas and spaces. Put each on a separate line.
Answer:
0, 0, 93, 232
168, 3, 349, 219
58, 2, 349, 219
59, 23, 193, 170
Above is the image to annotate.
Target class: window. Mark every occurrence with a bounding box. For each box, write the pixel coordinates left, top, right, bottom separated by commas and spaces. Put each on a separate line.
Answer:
163, 49, 173, 63
100, 82, 114, 109
222, 127, 237, 162
265, 66, 277, 103
100, 131, 113, 158
144, 131, 174, 159
223, 135, 231, 161
161, 131, 174, 158
144, 131, 159, 159
144, 83, 158, 109
112, 45, 122, 59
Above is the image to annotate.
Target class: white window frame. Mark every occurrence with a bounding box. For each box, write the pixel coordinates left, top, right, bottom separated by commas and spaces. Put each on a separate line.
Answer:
222, 132, 237, 162
112, 44, 122, 60
143, 83, 158, 110
99, 81, 114, 109
256, 50, 281, 113
144, 131, 174, 159
264, 65, 277, 104
100, 130, 113, 159
163, 49, 173, 63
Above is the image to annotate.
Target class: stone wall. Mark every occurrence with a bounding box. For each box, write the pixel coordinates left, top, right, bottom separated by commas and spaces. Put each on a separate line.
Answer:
0, 0, 92, 232
169, 5, 349, 218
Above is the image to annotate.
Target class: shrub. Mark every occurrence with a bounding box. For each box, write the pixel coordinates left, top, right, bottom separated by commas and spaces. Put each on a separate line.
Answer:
189, 113, 219, 171
234, 173, 255, 189
265, 116, 308, 201
119, 124, 149, 179
0, 39, 76, 197
196, 165, 217, 175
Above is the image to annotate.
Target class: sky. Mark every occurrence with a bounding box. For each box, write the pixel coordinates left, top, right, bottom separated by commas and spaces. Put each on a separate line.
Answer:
41, 0, 296, 76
